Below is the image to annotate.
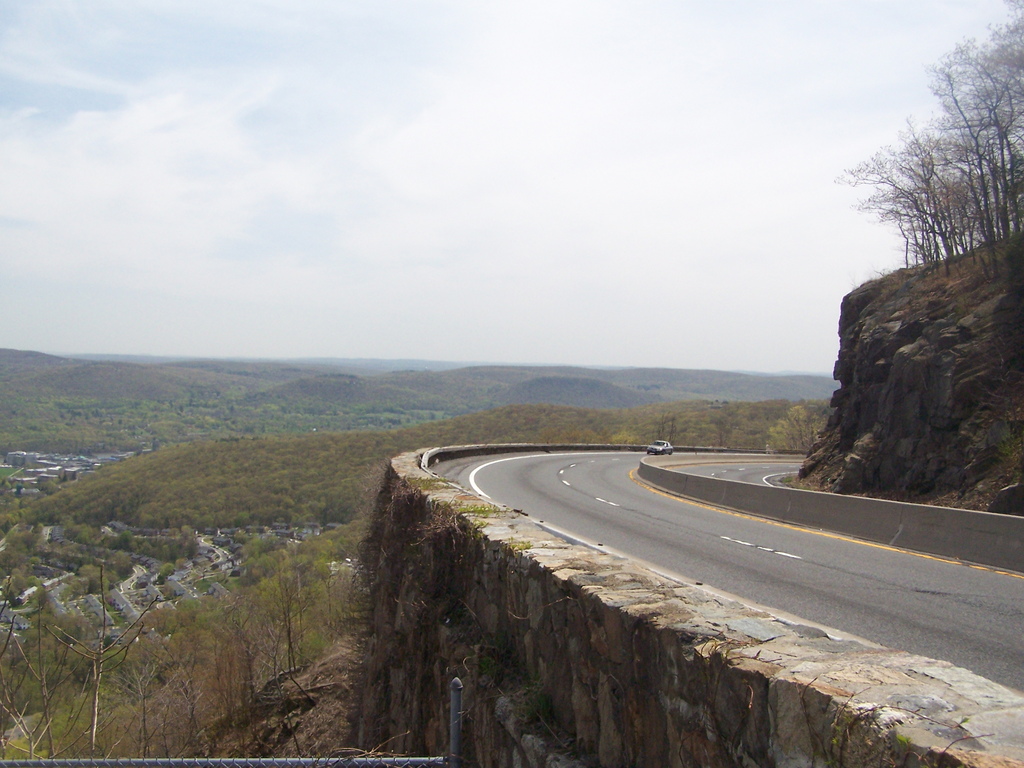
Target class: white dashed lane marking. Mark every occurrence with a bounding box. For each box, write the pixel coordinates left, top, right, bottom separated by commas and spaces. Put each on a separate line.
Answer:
721, 536, 802, 560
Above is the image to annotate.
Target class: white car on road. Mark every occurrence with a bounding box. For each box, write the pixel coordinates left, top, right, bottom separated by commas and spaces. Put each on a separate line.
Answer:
646, 440, 674, 455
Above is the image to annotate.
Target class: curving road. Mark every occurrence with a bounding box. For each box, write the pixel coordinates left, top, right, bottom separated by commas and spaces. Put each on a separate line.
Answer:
434, 450, 1024, 692
655, 458, 803, 486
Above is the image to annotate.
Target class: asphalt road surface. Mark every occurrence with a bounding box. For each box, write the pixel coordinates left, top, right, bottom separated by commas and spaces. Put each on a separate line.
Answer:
661, 459, 803, 485
434, 450, 1024, 692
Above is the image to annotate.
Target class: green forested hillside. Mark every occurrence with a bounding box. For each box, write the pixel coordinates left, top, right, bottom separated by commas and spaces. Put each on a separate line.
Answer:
495, 376, 657, 408
247, 373, 451, 411
0, 349, 76, 379
13, 399, 825, 532
0, 395, 827, 759
165, 358, 348, 381
0, 348, 836, 454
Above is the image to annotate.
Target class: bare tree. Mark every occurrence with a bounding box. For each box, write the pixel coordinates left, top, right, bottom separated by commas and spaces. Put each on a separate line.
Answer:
0, 586, 93, 758
108, 640, 165, 757
845, 3, 1024, 268
47, 567, 151, 757
654, 414, 678, 444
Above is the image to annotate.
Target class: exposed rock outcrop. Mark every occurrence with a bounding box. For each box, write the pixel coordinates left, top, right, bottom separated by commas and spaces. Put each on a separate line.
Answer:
801, 248, 1024, 512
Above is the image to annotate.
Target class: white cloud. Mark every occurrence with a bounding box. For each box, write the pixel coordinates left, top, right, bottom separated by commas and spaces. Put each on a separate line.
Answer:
0, 0, 1012, 368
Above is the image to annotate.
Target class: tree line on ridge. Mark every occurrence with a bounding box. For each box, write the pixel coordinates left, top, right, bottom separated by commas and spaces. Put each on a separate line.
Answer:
845, 2, 1024, 268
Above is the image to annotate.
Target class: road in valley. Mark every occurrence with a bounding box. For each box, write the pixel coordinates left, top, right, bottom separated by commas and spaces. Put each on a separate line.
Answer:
434, 451, 1024, 692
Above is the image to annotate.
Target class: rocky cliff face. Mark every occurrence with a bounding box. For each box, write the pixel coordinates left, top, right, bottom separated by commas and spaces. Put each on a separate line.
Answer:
801, 250, 1024, 512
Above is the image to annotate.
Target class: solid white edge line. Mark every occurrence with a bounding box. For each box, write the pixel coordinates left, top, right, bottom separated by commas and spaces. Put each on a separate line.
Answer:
461, 454, 880, 647
466, 451, 637, 500
762, 470, 799, 486
532, 520, 874, 647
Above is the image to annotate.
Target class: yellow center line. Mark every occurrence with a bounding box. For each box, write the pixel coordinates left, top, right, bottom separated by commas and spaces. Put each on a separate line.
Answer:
628, 468, 1024, 580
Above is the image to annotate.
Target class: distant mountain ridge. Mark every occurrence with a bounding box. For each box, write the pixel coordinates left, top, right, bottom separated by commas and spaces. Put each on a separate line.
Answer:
0, 348, 836, 453
0, 348, 77, 379
496, 376, 657, 408
0, 348, 835, 397
68, 353, 493, 374
1, 349, 837, 402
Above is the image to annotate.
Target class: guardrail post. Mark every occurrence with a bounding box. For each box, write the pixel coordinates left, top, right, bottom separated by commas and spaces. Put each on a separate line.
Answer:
449, 677, 463, 768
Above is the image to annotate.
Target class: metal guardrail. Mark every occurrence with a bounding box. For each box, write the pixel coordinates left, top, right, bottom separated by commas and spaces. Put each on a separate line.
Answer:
0, 682, 464, 768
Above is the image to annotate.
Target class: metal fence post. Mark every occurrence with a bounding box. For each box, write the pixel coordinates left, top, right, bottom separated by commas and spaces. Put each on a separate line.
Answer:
449, 677, 463, 768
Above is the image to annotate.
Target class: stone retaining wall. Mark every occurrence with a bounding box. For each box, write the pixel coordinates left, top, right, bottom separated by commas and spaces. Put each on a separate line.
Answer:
358, 448, 1024, 768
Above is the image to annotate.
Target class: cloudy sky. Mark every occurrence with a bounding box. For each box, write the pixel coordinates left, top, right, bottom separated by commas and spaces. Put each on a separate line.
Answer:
0, 1, 1011, 373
